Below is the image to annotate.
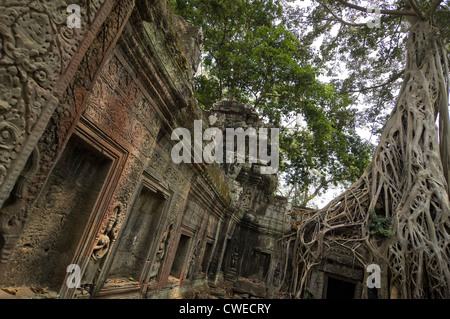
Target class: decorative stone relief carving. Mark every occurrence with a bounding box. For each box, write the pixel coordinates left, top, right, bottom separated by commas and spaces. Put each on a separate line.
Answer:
0, 147, 39, 274
230, 245, 241, 270
79, 203, 124, 296
84, 52, 160, 159
273, 262, 282, 287
186, 239, 202, 280
241, 188, 252, 210
149, 151, 167, 173
0, 0, 112, 205
149, 223, 173, 282
93, 203, 124, 261
0, 0, 136, 280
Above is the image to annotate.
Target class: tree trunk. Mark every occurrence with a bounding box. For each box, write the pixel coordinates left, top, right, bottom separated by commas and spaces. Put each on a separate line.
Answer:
290, 19, 450, 299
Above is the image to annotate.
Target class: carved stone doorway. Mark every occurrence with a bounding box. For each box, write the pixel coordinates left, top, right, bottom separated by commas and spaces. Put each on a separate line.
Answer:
106, 185, 166, 286
170, 234, 192, 279
3, 132, 113, 290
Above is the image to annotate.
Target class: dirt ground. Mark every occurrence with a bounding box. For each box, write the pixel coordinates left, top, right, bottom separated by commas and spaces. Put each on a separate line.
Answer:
0, 286, 58, 299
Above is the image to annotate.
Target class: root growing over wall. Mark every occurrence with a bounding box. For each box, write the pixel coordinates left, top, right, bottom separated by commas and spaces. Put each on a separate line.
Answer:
284, 20, 450, 299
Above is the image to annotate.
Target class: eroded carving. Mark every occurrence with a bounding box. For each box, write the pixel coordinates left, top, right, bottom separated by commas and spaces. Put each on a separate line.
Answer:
0, 0, 108, 203
0, 0, 135, 281
149, 223, 173, 282
80, 203, 124, 295
186, 239, 202, 280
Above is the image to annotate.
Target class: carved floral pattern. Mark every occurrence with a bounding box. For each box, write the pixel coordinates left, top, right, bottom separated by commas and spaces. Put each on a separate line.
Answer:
0, 1, 107, 200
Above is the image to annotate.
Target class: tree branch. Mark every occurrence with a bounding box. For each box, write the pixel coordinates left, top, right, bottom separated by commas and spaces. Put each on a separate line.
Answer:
302, 178, 339, 206
428, 0, 443, 15
342, 69, 405, 94
335, 0, 417, 17
407, 0, 425, 19
317, 0, 367, 27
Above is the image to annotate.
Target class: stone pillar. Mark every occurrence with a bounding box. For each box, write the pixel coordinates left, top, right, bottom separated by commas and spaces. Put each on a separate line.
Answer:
208, 211, 235, 284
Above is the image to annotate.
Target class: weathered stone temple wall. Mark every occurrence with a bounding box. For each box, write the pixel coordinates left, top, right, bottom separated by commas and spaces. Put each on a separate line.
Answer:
0, 0, 295, 299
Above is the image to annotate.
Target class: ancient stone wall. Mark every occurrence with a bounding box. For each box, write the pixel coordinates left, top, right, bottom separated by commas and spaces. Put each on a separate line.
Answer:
0, 0, 295, 299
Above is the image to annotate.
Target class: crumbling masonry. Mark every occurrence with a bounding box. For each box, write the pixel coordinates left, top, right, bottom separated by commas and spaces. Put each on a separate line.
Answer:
0, 0, 370, 299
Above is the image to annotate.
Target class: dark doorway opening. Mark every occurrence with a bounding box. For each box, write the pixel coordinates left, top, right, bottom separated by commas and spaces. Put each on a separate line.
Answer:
108, 185, 166, 282
20, 134, 112, 289
242, 249, 271, 281
221, 239, 231, 271
201, 242, 213, 273
368, 287, 378, 299
326, 276, 356, 299
170, 234, 191, 279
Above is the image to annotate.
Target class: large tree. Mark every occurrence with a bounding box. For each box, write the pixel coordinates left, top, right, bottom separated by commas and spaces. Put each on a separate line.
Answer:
171, 0, 373, 207
285, 0, 450, 299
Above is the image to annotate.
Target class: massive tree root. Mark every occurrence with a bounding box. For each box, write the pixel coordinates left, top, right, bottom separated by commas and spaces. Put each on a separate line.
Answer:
286, 20, 450, 299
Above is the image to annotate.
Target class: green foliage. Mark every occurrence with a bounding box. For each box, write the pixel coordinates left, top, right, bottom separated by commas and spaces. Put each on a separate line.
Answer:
287, 0, 450, 144
287, 1, 411, 141
367, 209, 394, 238
171, 0, 311, 106
430, 7, 450, 42
278, 0, 448, 206
194, 74, 222, 109
171, 0, 373, 207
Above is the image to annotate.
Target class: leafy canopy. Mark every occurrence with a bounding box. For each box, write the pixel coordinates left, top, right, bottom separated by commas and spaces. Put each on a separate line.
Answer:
286, 0, 449, 140
171, 0, 373, 207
